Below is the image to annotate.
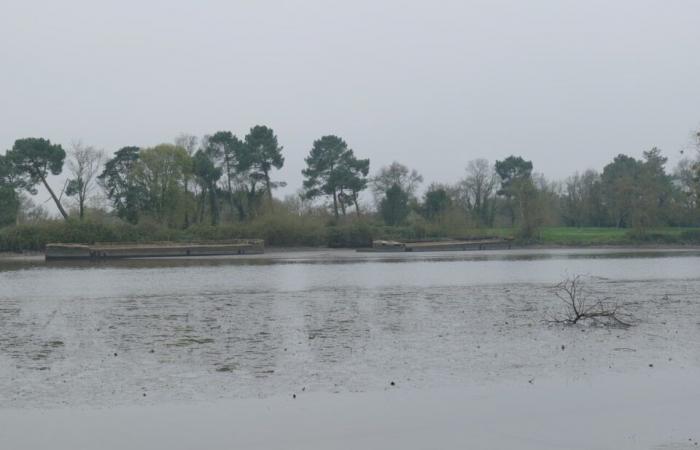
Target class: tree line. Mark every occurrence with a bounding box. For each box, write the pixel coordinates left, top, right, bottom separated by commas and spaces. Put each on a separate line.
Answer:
1, 127, 699, 238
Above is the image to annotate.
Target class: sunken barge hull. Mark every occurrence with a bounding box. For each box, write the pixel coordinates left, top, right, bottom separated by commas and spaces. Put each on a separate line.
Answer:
45, 240, 264, 260
358, 239, 513, 253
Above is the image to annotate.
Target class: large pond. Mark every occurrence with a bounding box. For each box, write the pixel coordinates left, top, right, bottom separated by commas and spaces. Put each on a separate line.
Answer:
1, 248, 699, 407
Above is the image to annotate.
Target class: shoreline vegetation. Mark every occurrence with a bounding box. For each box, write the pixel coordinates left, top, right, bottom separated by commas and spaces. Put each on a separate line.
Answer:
1, 215, 700, 253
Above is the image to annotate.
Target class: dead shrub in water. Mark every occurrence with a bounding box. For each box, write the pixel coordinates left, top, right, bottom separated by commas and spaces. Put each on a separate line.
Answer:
549, 275, 634, 328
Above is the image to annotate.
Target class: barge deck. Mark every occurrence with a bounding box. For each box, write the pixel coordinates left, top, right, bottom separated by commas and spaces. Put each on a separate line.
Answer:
358, 238, 512, 253
45, 240, 264, 260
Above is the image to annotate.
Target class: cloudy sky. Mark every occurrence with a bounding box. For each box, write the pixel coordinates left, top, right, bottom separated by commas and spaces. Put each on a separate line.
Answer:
1, 0, 699, 206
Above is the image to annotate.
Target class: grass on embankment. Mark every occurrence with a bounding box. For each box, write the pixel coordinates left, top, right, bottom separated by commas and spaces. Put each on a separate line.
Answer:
404, 226, 700, 246
536, 227, 700, 246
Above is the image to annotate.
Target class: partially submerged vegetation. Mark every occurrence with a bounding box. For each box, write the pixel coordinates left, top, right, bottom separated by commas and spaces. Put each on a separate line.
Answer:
549, 275, 635, 328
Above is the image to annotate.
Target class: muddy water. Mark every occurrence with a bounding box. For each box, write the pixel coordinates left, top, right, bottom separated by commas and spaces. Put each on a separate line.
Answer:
1, 248, 699, 407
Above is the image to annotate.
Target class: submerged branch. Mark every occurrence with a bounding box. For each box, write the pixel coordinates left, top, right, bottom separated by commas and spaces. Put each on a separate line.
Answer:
549, 275, 634, 328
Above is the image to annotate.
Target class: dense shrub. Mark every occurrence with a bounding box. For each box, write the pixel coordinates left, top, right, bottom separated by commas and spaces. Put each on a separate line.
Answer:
5, 215, 694, 253
326, 221, 373, 248
625, 229, 679, 244
0, 220, 184, 251
0, 213, 332, 251
251, 214, 327, 247
679, 229, 700, 244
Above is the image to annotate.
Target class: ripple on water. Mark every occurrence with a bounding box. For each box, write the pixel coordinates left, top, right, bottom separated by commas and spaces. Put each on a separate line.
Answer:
1, 250, 699, 407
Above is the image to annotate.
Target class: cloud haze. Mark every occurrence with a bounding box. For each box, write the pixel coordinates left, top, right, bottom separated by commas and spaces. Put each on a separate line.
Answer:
2, 0, 699, 205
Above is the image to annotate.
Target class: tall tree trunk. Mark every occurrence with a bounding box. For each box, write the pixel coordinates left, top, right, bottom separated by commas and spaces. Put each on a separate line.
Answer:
509, 199, 515, 227
332, 189, 339, 218
224, 153, 235, 215
353, 192, 360, 217
184, 179, 190, 228
234, 195, 246, 221
194, 190, 202, 224
199, 191, 207, 223
78, 184, 85, 220
247, 183, 258, 219
39, 173, 69, 220
264, 169, 273, 210
209, 183, 219, 225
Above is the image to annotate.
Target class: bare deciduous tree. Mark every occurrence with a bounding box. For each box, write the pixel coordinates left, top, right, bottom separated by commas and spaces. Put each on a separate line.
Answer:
174, 133, 199, 157
550, 275, 633, 328
66, 141, 104, 219
174, 133, 199, 226
371, 161, 423, 203
459, 158, 496, 226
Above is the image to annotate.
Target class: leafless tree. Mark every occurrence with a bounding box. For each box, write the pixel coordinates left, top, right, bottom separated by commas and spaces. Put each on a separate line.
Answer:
174, 133, 198, 156
371, 161, 423, 203
550, 275, 633, 328
174, 133, 199, 226
459, 158, 496, 225
66, 141, 104, 219
17, 194, 50, 224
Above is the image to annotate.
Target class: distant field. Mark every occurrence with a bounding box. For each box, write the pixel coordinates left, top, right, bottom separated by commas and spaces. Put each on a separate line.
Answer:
540, 227, 632, 244
470, 226, 700, 245
544, 227, 700, 245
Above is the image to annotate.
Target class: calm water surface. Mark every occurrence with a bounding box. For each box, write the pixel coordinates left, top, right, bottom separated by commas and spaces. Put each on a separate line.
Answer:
1, 248, 699, 407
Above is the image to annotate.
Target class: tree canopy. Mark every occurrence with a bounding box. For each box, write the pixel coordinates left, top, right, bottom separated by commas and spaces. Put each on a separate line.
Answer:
302, 135, 370, 217
495, 155, 535, 227
192, 149, 223, 225
0, 154, 20, 227
495, 155, 533, 197
371, 162, 423, 202
379, 184, 410, 226
460, 158, 496, 226
133, 144, 191, 226
422, 184, 452, 220
5, 138, 69, 220
98, 146, 143, 224
65, 142, 103, 219
242, 125, 285, 206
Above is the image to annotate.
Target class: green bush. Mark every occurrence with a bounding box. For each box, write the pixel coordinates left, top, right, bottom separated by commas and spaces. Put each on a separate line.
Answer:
0, 220, 186, 252
626, 229, 679, 244
326, 221, 374, 248
252, 214, 326, 247
679, 229, 700, 244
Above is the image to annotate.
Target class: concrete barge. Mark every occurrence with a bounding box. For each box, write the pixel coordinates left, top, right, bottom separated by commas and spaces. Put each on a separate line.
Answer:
45, 240, 265, 260
358, 238, 512, 253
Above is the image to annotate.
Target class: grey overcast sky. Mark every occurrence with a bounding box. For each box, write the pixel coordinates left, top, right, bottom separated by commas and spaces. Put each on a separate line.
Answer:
2, 0, 700, 203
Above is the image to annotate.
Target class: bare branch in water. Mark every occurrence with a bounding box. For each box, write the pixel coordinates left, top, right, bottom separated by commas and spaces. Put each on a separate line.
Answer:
549, 275, 634, 328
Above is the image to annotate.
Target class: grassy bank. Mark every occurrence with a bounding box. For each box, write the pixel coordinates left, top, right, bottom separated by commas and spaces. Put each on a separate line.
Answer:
537, 227, 700, 246
1, 218, 700, 252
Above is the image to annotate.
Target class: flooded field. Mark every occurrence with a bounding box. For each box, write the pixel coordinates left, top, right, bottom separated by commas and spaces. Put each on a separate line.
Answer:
1, 248, 700, 408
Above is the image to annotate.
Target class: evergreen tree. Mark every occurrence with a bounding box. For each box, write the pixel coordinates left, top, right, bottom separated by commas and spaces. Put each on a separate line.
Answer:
380, 184, 410, 225
98, 146, 143, 224
302, 135, 369, 217
6, 138, 69, 220
242, 125, 285, 206
192, 149, 223, 225
0, 154, 20, 227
